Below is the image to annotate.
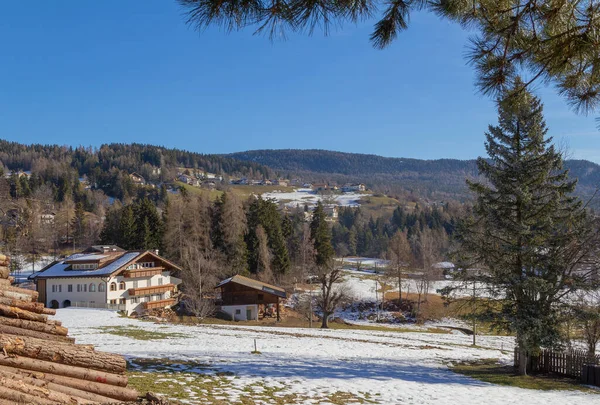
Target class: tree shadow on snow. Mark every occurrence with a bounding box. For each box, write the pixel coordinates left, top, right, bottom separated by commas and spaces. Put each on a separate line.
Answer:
215, 355, 487, 387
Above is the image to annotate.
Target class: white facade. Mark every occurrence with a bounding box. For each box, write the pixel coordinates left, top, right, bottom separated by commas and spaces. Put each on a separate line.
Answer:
36, 250, 182, 316
46, 277, 107, 309
222, 304, 258, 321
44, 272, 180, 315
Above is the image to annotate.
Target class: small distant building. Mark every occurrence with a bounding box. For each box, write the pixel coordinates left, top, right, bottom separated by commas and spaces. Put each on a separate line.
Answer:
342, 183, 366, 192
262, 180, 273, 186
151, 167, 162, 176
201, 181, 216, 189
129, 172, 146, 185
177, 174, 199, 186
40, 210, 56, 225
313, 183, 328, 191
323, 205, 339, 221
215, 275, 287, 321
30, 246, 182, 315
273, 179, 288, 187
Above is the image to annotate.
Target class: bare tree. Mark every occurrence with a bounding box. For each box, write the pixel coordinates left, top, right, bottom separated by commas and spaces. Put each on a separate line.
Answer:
314, 259, 349, 328
386, 230, 412, 304
180, 248, 222, 319
572, 290, 600, 358
256, 225, 273, 283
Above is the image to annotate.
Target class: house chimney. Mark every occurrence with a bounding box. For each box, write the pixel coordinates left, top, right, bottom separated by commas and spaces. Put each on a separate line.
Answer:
154, 249, 159, 256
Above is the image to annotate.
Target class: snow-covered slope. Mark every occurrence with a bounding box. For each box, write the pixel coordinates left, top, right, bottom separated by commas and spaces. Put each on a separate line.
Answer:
56, 309, 598, 404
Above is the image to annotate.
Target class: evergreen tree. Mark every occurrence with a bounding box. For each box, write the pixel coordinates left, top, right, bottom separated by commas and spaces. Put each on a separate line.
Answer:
454, 81, 597, 375
71, 202, 87, 248
118, 205, 136, 250
214, 192, 248, 275
310, 202, 334, 266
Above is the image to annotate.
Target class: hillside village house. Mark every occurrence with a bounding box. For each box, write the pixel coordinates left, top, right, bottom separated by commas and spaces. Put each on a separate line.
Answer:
129, 172, 146, 185
342, 183, 366, 192
29, 245, 182, 315
216, 275, 287, 321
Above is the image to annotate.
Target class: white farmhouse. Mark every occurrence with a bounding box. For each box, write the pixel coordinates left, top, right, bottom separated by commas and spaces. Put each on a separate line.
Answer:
29, 245, 182, 315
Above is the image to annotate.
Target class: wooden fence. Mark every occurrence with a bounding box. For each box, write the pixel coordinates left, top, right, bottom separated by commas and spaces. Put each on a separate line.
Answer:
514, 348, 600, 378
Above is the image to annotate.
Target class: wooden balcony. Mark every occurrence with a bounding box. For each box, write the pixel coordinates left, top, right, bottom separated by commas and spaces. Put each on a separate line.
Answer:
123, 267, 164, 278
128, 284, 175, 297
142, 298, 177, 310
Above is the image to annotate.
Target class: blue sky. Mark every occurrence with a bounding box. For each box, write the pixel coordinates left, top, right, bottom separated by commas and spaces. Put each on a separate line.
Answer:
1, 1, 599, 162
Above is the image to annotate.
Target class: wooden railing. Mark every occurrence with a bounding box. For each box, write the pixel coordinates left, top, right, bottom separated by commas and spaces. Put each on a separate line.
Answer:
128, 284, 174, 297
514, 348, 600, 378
142, 298, 176, 310
122, 267, 164, 278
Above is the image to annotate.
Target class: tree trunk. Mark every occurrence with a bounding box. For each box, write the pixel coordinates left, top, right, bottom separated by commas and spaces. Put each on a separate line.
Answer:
0, 297, 46, 314
0, 288, 36, 302
0, 334, 126, 374
0, 365, 138, 402
0, 378, 83, 405
0, 316, 68, 336
321, 313, 329, 328
0, 286, 38, 301
0, 266, 8, 280
0, 324, 75, 343
0, 373, 94, 404
0, 304, 47, 322
517, 347, 528, 376
0, 366, 119, 403
0, 354, 128, 387
0, 385, 60, 405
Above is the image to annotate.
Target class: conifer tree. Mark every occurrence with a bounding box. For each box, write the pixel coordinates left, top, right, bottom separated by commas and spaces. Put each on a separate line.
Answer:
71, 202, 87, 248
454, 80, 597, 375
118, 205, 136, 250
310, 202, 334, 266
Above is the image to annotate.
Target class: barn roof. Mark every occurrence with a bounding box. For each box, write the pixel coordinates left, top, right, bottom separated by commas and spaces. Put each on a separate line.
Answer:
216, 275, 287, 298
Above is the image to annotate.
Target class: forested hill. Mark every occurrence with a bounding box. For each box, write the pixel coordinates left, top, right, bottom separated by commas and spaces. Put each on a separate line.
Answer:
228, 149, 600, 203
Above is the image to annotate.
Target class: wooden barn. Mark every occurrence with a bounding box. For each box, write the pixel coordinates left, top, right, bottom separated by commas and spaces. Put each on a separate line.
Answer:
215, 275, 287, 321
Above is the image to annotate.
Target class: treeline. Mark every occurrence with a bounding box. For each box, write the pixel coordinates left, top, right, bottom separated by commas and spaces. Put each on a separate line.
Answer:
331, 204, 459, 260
98, 193, 462, 283
229, 149, 600, 206
0, 140, 275, 202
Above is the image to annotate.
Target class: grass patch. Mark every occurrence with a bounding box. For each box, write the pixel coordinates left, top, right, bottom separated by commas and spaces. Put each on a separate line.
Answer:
98, 326, 188, 341
451, 359, 599, 393
174, 181, 223, 200
126, 365, 378, 404
170, 314, 449, 334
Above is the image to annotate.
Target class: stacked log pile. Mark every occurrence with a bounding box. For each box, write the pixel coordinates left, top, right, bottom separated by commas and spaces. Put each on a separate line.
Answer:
0, 254, 141, 404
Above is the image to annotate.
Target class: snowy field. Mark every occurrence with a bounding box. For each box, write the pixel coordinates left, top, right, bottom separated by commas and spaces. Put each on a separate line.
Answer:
56, 309, 599, 404
262, 188, 367, 208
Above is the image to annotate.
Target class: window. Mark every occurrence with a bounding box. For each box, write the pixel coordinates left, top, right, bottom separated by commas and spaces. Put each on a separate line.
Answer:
109, 282, 117, 292
131, 297, 139, 304
98, 283, 105, 292
89, 283, 96, 292
77, 284, 81, 292
72, 263, 98, 270
83, 284, 87, 292
133, 280, 138, 288
119, 298, 126, 305
68, 285, 73, 292
148, 279, 152, 287
158, 278, 163, 286
110, 299, 117, 304
235, 309, 241, 315
51, 285, 56, 293
119, 282, 126, 290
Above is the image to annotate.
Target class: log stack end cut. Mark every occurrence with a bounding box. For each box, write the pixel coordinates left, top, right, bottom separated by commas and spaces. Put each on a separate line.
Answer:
0, 254, 142, 404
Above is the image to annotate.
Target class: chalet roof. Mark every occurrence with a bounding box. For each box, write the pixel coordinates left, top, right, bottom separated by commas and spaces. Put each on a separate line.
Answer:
83, 245, 125, 253
216, 275, 287, 298
30, 252, 141, 279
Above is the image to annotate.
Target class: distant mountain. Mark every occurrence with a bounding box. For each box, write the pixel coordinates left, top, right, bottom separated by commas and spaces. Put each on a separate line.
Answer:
228, 149, 600, 204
